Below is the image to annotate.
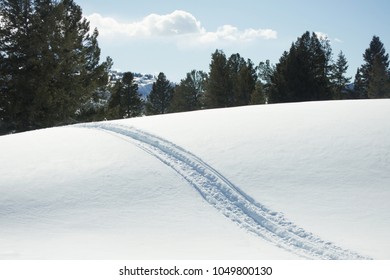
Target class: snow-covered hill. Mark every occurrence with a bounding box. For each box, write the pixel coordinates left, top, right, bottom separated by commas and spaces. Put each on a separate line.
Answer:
1, 100, 389, 260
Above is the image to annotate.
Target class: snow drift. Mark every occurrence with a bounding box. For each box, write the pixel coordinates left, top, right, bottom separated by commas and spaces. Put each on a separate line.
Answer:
0, 100, 389, 259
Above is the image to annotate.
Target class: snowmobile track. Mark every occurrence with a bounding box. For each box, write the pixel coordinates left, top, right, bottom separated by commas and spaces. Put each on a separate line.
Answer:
79, 122, 370, 260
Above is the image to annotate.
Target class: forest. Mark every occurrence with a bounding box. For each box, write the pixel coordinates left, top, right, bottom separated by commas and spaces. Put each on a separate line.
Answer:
1, 0, 389, 135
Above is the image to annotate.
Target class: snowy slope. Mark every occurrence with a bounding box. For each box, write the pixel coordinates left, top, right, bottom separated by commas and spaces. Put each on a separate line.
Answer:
1, 100, 389, 259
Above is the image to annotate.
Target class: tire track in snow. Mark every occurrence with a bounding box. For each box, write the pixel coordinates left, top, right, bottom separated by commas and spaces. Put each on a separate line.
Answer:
79, 123, 370, 260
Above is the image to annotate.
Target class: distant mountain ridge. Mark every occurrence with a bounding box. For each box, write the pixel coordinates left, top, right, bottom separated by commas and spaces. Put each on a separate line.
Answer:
109, 71, 156, 100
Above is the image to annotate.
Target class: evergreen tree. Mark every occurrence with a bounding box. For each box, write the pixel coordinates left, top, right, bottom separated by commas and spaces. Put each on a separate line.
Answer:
205, 50, 232, 108
250, 82, 265, 105
367, 56, 390, 98
108, 72, 142, 118
205, 50, 257, 108
107, 81, 123, 119
257, 60, 275, 103
0, 0, 111, 133
355, 36, 390, 98
122, 72, 142, 117
330, 51, 351, 99
76, 56, 113, 122
228, 54, 257, 106
353, 68, 365, 99
269, 31, 333, 103
170, 70, 207, 113
227, 53, 245, 106
146, 72, 173, 115
0, 0, 35, 131
269, 51, 289, 103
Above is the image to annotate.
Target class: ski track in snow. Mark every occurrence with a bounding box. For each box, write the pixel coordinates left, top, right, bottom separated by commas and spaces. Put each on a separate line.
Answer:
78, 122, 370, 260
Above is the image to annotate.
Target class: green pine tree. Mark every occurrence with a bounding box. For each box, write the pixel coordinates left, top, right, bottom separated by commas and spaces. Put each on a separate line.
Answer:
228, 54, 257, 106
367, 56, 390, 98
107, 81, 124, 119
0, 0, 36, 131
355, 36, 390, 98
353, 68, 365, 99
170, 70, 207, 113
205, 50, 257, 108
257, 60, 275, 103
122, 72, 142, 118
268, 51, 289, 103
205, 50, 232, 108
0, 0, 111, 133
269, 31, 333, 103
145, 72, 174, 115
330, 51, 351, 99
250, 82, 265, 105
107, 72, 142, 119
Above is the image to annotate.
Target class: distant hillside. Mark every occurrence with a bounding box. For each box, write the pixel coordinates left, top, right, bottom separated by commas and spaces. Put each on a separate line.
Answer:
109, 71, 156, 100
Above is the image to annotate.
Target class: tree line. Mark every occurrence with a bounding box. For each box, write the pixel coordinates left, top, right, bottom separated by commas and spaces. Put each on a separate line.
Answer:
120, 32, 389, 116
1, 0, 389, 135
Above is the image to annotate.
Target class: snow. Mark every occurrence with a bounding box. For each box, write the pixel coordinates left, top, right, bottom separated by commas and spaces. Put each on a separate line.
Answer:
0, 100, 389, 259
133, 73, 155, 99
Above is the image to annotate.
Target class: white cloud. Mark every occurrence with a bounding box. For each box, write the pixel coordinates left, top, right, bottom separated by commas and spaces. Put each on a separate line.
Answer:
134, 10, 203, 36
198, 25, 277, 44
87, 11, 203, 37
314, 31, 329, 41
315, 31, 343, 44
241, 28, 278, 41
87, 10, 277, 44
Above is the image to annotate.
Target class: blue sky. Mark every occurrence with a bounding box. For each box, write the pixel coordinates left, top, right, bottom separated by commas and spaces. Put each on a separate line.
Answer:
77, 0, 390, 82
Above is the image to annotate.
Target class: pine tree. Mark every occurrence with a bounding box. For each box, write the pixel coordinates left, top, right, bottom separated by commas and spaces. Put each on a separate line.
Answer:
355, 36, 390, 98
227, 53, 245, 106
269, 51, 289, 103
257, 60, 274, 103
205, 50, 232, 108
269, 31, 333, 103
367, 56, 390, 98
353, 68, 365, 99
229, 55, 257, 106
250, 82, 265, 105
330, 51, 351, 99
205, 50, 257, 108
0, 0, 36, 131
122, 72, 142, 117
170, 70, 207, 113
108, 72, 142, 118
146, 72, 173, 115
0, 0, 111, 133
107, 81, 123, 119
